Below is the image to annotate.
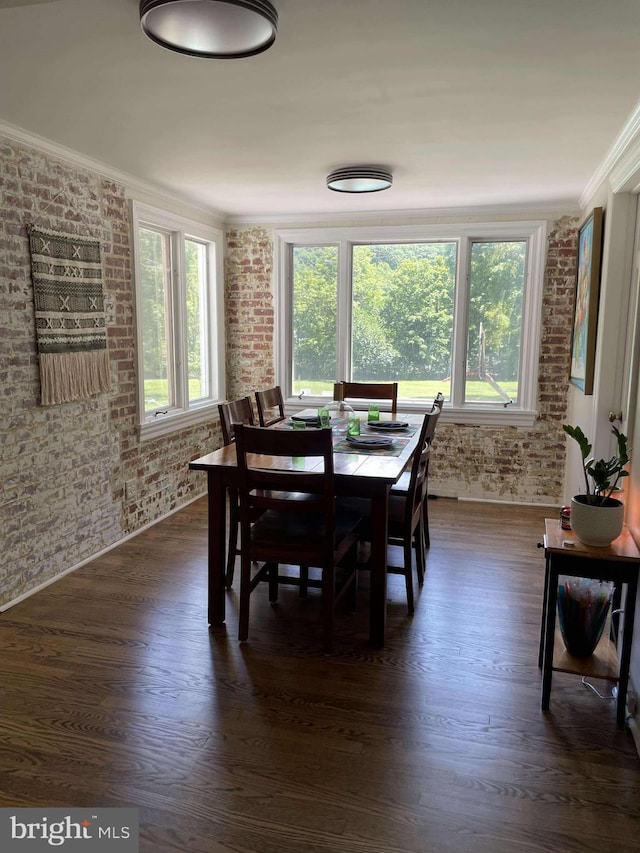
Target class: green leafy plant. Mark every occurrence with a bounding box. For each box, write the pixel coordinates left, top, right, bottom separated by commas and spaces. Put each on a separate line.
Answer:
563, 423, 630, 505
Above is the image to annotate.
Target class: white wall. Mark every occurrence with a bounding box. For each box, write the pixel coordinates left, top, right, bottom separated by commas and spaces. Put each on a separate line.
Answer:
572, 155, 640, 728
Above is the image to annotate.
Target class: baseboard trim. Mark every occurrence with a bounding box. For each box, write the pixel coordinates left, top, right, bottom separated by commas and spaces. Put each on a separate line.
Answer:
0, 492, 206, 613
457, 496, 559, 508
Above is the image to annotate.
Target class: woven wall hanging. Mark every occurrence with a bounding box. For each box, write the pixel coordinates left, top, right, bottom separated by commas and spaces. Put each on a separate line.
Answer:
28, 225, 110, 406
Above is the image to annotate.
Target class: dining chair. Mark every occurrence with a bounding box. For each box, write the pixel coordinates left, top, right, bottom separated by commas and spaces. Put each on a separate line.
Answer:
390, 399, 443, 550
255, 385, 286, 427
333, 381, 398, 413
346, 411, 435, 613
386, 411, 434, 611
219, 396, 255, 446
217, 397, 256, 588
234, 424, 362, 652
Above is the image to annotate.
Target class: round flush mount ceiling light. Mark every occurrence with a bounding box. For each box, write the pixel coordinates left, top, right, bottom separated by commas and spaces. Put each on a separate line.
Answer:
140, 0, 278, 59
326, 167, 393, 193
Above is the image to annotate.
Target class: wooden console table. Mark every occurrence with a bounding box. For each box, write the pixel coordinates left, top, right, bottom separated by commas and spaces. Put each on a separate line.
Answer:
539, 518, 639, 727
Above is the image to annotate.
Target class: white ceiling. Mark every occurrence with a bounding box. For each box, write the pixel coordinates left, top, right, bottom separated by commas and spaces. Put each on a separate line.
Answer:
1, 0, 640, 219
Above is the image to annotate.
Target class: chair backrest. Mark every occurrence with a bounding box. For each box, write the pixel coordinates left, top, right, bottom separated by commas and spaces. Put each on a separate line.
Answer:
333, 381, 398, 413
234, 424, 336, 562
424, 400, 442, 445
404, 412, 435, 528
255, 386, 286, 427
432, 391, 445, 412
218, 396, 255, 446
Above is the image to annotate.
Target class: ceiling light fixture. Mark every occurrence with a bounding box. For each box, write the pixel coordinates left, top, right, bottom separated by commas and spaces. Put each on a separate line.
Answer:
139, 0, 278, 59
326, 167, 393, 193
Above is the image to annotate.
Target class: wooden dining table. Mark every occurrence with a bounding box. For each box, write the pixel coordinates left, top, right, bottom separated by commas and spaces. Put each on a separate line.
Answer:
189, 410, 424, 647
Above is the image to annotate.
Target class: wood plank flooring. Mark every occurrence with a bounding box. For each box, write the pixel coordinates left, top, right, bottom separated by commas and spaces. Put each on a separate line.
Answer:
1, 496, 639, 852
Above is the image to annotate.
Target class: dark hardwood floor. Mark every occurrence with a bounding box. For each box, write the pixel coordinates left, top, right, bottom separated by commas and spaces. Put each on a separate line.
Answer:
1, 496, 639, 852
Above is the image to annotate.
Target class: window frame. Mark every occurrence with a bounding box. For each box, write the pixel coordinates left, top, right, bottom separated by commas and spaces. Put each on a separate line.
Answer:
275, 220, 547, 427
131, 201, 225, 440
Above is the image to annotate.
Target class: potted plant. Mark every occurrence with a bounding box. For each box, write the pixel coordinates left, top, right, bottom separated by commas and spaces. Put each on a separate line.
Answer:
562, 423, 630, 546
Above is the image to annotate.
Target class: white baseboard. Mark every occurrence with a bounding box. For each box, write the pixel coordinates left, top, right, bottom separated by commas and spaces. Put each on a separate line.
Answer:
456, 495, 559, 507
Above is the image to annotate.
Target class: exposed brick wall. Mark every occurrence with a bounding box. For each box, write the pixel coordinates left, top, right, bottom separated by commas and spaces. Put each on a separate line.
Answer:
0, 139, 220, 607
226, 219, 579, 504
538, 216, 581, 421
224, 226, 274, 405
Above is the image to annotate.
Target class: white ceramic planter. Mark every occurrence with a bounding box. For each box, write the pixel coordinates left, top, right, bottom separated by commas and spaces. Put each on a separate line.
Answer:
570, 495, 624, 547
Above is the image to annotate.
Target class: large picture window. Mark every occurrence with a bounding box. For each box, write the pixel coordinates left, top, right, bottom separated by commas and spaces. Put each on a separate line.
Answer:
132, 202, 224, 439
276, 222, 546, 425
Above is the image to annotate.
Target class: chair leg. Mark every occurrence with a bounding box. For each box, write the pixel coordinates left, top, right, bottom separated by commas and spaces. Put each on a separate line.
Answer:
268, 563, 279, 602
225, 489, 238, 589
322, 565, 336, 654
238, 555, 251, 642
415, 519, 426, 586
423, 498, 430, 549
403, 538, 415, 615
299, 565, 309, 598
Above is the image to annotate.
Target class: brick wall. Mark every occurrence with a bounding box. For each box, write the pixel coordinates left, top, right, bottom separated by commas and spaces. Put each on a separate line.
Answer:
0, 139, 220, 608
224, 226, 275, 405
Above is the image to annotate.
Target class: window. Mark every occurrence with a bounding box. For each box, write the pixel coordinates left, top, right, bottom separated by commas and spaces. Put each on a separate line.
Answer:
276, 221, 546, 426
132, 202, 224, 439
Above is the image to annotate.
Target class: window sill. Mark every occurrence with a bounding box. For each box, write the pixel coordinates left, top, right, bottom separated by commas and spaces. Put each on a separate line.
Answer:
138, 403, 220, 442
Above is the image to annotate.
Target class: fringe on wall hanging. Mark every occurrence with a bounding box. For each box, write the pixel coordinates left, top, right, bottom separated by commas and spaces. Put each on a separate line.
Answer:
27, 225, 110, 406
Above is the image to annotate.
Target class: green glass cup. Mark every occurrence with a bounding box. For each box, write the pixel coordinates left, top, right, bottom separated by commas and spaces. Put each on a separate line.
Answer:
318, 407, 330, 429
347, 415, 361, 436
368, 403, 380, 422
292, 419, 306, 430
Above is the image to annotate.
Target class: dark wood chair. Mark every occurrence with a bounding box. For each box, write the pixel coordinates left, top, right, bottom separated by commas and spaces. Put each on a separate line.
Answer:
255, 386, 286, 426
432, 391, 445, 412
333, 381, 398, 413
390, 399, 442, 550
219, 396, 255, 446
234, 424, 362, 652
217, 397, 256, 588
346, 411, 435, 613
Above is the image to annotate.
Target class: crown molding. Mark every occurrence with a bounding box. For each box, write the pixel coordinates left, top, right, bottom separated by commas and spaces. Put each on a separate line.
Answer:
225, 199, 579, 228
580, 98, 640, 207
610, 134, 640, 195
0, 119, 225, 227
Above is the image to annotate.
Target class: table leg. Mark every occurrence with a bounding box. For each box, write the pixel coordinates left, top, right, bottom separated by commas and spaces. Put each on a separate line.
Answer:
616, 575, 637, 727
207, 470, 226, 626
369, 486, 389, 648
611, 581, 622, 643
538, 553, 550, 668
541, 562, 558, 711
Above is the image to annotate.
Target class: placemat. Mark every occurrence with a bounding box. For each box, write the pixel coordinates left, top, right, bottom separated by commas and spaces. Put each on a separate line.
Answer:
333, 425, 417, 457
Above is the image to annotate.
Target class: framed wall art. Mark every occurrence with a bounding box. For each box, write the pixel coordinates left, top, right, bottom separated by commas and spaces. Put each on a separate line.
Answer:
570, 206, 604, 395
